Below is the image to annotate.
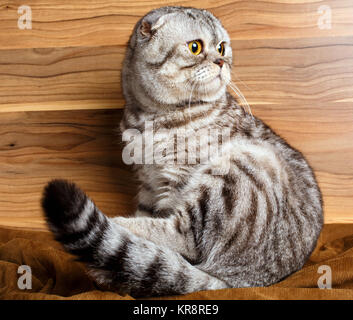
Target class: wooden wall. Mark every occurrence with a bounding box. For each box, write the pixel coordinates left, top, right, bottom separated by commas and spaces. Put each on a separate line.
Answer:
0, 0, 352, 230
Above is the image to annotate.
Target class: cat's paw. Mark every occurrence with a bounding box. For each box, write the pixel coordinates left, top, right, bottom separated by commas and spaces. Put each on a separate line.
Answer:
42, 179, 87, 229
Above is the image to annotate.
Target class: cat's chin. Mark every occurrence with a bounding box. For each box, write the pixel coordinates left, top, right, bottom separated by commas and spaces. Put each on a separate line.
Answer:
194, 78, 227, 102
198, 85, 227, 102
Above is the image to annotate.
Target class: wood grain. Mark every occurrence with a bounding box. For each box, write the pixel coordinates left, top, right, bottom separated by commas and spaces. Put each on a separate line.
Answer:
1, 36, 353, 109
0, 46, 124, 107
0, 109, 137, 230
1, 0, 353, 49
0, 100, 123, 113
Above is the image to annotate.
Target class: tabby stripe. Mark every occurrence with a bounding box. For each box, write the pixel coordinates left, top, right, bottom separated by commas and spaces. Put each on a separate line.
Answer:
235, 189, 259, 254
161, 105, 215, 129
261, 193, 278, 278
141, 182, 153, 192
229, 123, 238, 138
289, 202, 304, 244
223, 172, 238, 184
213, 214, 223, 235
137, 203, 154, 215
221, 178, 237, 216
173, 268, 189, 294
180, 62, 198, 70
287, 205, 302, 262
57, 207, 99, 245
285, 223, 299, 267
155, 208, 173, 218
258, 192, 275, 245
187, 203, 202, 249
223, 198, 249, 253
126, 106, 142, 122
287, 184, 309, 255
272, 192, 285, 271
70, 215, 109, 264
232, 159, 265, 191
136, 253, 164, 296
186, 11, 197, 20
223, 228, 237, 252
282, 192, 301, 270
174, 218, 183, 235
286, 174, 314, 224
203, 15, 218, 45
198, 187, 210, 230
106, 238, 133, 285
146, 45, 178, 68
245, 153, 278, 183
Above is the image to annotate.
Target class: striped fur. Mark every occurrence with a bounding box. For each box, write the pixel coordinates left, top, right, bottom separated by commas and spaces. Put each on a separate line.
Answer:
42, 7, 323, 297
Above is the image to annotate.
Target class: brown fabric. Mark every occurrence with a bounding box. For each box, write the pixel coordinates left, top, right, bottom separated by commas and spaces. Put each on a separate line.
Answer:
1, 224, 353, 300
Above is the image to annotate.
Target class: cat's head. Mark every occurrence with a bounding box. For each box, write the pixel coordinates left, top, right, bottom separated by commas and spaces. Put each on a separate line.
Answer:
122, 7, 232, 110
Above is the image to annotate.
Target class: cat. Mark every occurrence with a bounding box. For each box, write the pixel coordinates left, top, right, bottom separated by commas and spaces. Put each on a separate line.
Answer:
42, 6, 323, 297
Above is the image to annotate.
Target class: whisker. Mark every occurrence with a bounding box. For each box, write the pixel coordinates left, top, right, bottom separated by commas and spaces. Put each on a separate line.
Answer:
227, 81, 253, 117
232, 72, 253, 92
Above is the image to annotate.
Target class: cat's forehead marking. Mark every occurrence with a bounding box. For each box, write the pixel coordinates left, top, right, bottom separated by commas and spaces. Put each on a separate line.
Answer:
164, 12, 225, 47
200, 13, 220, 45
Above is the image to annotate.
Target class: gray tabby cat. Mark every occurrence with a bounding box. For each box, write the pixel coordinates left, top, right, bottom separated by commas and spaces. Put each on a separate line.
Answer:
42, 6, 323, 297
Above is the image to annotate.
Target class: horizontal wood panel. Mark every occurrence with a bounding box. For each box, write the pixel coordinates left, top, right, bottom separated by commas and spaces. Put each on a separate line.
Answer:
0, 109, 138, 230
233, 36, 353, 105
0, 100, 123, 113
0, 0, 352, 49
0, 45, 123, 106
0, 109, 351, 230
1, 36, 353, 109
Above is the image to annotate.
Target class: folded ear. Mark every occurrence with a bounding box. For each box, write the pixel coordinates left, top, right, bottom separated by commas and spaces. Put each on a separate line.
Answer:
139, 12, 177, 39
140, 20, 153, 38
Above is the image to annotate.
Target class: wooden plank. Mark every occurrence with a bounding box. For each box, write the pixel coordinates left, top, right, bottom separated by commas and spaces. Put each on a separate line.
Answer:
0, 109, 137, 230
0, 108, 351, 230
0, 100, 123, 113
0, 45, 123, 107
0, 0, 352, 49
1, 36, 353, 110
232, 36, 353, 105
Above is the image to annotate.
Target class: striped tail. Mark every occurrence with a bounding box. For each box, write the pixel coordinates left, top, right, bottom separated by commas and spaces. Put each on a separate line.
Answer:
41, 179, 228, 297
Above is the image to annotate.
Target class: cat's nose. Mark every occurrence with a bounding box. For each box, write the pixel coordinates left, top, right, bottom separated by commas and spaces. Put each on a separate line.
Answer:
214, 59, 224, 68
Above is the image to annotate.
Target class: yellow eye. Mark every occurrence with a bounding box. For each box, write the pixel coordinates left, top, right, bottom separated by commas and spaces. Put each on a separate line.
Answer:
217, 42, 225, 56
188, 40, 202, 55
